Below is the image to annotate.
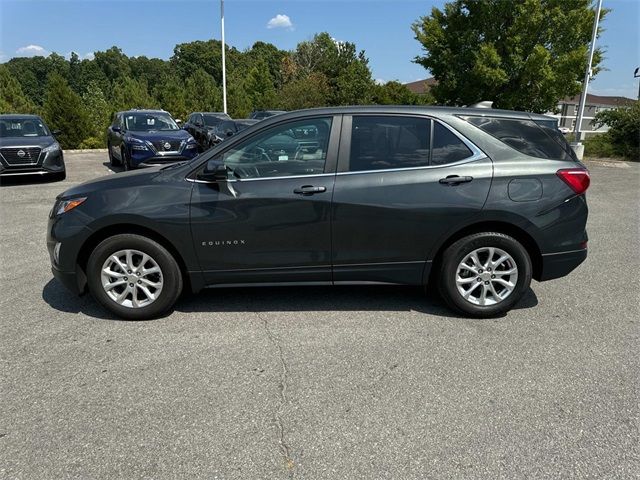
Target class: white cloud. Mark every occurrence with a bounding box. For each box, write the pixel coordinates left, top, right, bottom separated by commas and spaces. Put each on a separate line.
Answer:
84, 52, 95, 60
375, 78, 385, 85
15, 44, 49, 57
267, 14, 293, 30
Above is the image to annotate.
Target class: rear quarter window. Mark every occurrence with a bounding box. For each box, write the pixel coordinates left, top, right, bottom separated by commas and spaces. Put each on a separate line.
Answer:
461, 115, 576, 161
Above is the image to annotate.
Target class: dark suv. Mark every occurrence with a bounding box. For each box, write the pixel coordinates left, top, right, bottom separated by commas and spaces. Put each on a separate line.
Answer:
48, 106, 589, 320
183, 112, 231, 151
107, 110, 199, 169
0, 114, 65, 180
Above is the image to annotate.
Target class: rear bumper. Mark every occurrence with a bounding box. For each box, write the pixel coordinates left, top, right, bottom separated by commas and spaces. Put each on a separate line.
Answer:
539, 248, 587, 281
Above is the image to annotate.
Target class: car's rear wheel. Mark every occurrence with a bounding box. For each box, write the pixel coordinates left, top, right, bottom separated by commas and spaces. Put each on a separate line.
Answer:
437, 232, 532, 318
87, 234, 183, 320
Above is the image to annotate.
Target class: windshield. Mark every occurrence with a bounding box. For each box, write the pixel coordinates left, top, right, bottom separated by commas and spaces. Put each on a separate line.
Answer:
0, 118, 50, 138
204, 114, 229, 127
124, 113, 178, 132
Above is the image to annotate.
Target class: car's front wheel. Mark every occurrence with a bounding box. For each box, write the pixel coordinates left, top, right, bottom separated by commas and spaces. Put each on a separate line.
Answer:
121, 148, 130, 171
437, 232, 532, 318
87, 234, 183, 320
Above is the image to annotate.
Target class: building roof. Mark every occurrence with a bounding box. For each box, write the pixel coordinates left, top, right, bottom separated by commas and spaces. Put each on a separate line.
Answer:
560, 93, 636, 107
404, 78, 437, 94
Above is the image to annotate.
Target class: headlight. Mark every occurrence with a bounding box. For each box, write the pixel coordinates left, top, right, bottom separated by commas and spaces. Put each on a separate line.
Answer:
55, 197, 87, 215
185, 137, 198, 149
127, 137, 148, 151
42, 142, 61, 153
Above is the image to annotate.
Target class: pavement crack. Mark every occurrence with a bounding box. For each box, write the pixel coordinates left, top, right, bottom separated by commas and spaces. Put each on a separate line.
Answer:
260, 314, 295, 478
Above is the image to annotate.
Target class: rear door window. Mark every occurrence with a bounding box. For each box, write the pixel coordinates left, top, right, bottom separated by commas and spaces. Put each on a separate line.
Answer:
348, 116, 431, 172
462, 116, 576, 161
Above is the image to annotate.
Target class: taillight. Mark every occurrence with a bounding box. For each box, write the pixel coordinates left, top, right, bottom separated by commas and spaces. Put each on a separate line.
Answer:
556, 168, 590, 194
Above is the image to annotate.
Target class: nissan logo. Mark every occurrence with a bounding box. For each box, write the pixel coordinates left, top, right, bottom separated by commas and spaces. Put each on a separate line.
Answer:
17, 149, 26, 158
163, 142, 171, 150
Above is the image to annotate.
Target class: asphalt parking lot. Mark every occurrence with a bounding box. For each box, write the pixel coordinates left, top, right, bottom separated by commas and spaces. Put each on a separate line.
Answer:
1, 152, 638, 479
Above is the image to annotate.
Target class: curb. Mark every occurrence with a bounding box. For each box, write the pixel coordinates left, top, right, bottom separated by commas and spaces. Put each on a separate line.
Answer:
65, 149, 108, 153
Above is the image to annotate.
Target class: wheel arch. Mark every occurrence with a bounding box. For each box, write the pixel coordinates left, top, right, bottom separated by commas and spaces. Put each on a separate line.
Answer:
76, 223, 192, 293
427, 220, 543, 285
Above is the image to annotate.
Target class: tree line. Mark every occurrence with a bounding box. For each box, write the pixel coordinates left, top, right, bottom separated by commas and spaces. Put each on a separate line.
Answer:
0, 33, 432, 149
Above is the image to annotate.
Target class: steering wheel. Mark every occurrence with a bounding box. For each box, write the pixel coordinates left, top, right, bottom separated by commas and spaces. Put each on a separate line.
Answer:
249, 146, 272, 163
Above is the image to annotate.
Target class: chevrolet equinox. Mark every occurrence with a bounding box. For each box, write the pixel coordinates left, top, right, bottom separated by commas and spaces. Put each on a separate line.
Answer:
47, 106, 589, 320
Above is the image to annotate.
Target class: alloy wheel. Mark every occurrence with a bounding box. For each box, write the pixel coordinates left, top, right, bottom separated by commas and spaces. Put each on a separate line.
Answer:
455, 247, 518, 306
101, 249, 164, 308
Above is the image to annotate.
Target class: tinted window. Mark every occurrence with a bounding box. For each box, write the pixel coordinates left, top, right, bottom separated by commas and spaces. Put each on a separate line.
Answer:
124, 112, 178, 131
221, 117, 332, 179
348, 116, 431, 172
462, 116, 575, 161
431, 122, 473, 165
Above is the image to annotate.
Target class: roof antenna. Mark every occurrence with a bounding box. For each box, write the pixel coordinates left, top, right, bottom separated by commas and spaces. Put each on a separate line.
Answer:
467, 101, 494, 109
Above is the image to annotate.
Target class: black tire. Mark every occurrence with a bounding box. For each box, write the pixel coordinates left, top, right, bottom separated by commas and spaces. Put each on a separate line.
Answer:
87, 234, 183, 320
437, 232, 532, 318
107, 143, 119, 166
121, 148, 130, 171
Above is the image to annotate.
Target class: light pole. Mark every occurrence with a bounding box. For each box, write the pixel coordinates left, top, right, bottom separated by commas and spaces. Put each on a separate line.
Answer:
221, 0, 227, 114
634, 67, 640, 101
573, 0, 604, 146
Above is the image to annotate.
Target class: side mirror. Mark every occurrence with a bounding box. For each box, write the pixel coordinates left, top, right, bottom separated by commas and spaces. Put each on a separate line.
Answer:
225, 130, 234, 137
112, 126, 121, 133
175, 119, 182, 124
199, 159, 229, 182
51, 130, 62, 136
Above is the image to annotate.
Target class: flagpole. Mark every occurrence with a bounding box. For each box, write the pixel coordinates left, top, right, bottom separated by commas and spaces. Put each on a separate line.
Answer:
573, 0, 603, 144
221, 0, 227, 114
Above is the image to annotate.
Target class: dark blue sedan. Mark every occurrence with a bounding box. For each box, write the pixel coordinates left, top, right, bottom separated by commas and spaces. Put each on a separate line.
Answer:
107, 110, 199, 170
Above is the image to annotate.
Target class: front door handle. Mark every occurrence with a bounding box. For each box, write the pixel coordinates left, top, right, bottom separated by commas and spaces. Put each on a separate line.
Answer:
294, 185, 327, 195
439, 175, 473, 185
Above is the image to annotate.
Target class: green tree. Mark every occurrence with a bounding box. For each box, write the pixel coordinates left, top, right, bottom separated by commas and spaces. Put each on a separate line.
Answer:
42, 72, 90, 149
0, 65, 37, 113
81, 81, 111, 147
412, 0, 608, 112
372, 81, 434, 105
184, 69, 222, 114
154, 74, 188, 120
245, 60, 277, 110
94, 46, 131, 83
277, 73, 330, 110
111, 77, 156, 111
293, 32, 375, 105
592, 101, 640, 159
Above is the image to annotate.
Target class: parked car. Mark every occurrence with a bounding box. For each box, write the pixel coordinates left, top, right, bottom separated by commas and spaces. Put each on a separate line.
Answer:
183, 112, 231, 151
107, 110, 199, 170
250, 110, 286, 121
208, 119, 259, 147
48, 106, 589, 320
0, 114, 65, 181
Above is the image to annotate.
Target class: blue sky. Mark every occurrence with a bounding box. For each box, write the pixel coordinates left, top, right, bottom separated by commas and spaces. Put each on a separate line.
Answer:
1, 0, 638, 98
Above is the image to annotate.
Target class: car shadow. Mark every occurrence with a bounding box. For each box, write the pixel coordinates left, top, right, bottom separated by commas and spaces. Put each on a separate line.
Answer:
0, 174, 64, 187
42, 278, 539, 322
102, 161, 123, 173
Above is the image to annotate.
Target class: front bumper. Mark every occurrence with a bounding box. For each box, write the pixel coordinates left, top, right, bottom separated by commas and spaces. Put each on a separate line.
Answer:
47, 209, 93, 295
0, 150, 65, 176
130, 145, 198, 168
539, 248, 587, 281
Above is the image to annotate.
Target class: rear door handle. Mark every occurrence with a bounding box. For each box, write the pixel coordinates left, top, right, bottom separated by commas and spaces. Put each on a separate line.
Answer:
294, 185, 327, 195
439, 175, 473, 185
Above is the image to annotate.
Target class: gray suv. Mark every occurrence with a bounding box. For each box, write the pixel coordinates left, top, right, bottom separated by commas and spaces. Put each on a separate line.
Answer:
47, 106, 589, 320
